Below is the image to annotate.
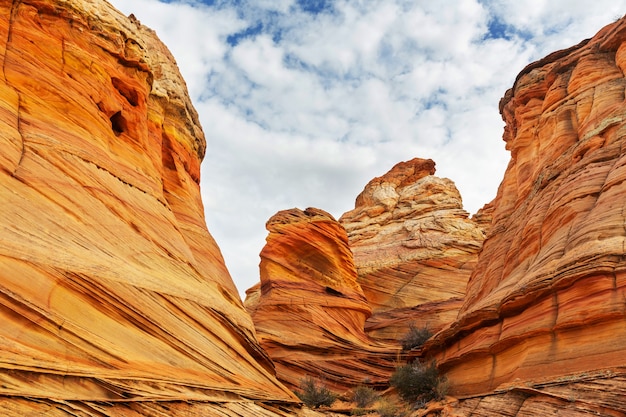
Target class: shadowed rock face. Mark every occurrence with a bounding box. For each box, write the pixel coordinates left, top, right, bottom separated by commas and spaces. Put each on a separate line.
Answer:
428, 16, 626, 416
340, 158, 486, 342
0, 1, 313, 415
247, 208, 398, 392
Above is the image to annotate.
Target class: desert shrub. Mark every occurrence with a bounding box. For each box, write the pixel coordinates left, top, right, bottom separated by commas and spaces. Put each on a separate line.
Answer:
400, 324, 432, 351
351, 384, 378, 408
296, 376, 337, 408
389, 360, 442, 403
350, 407, 367, 416
436, 375, 449, 399
376, 398, 406, 417
413, 398, 428, 410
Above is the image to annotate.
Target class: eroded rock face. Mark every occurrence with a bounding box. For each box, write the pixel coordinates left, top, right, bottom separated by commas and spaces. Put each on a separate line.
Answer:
428, 16, 626, 415
248, 208, 398, 392
339, 158, 485, 341
0, 1, 305, 415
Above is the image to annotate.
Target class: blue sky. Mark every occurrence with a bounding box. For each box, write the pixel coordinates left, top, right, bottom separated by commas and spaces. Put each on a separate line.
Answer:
108, 0, 626, 299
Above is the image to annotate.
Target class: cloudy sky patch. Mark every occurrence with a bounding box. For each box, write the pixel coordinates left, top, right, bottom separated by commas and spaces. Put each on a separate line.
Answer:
109, 0, 626, 297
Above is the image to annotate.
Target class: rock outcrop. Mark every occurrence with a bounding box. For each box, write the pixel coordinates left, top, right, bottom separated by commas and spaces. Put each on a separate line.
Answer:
247, 208, 398, 392
339, 158, 486, 342
427, 16, 626, 416
0, 1, 309, 415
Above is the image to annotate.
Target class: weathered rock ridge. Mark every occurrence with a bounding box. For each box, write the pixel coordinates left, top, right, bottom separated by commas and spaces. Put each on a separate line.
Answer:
247, 208, 398, 392
0, 1, 309, 415
340, 158, 485, 342
426, 15, 626, 416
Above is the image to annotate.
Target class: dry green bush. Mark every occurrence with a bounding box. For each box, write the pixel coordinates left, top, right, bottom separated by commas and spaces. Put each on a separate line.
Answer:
389, 360, 444, 403
400, 324, 432, 351
376, 398, 406, 417
351, 384, 378, 408
295, 376, 337, 408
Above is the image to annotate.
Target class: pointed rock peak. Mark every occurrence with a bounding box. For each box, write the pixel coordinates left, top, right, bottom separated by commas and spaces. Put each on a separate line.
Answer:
341, 157, 467, 227
339, 157, 483, 320
354, 158, 436, 209
369, 157, 436, 188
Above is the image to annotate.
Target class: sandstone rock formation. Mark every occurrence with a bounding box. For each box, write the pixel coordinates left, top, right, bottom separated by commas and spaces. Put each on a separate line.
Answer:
247, 208, 398, 392
339, 158, 486, 342
426, 16, 626, 416
0, 1, 312, 415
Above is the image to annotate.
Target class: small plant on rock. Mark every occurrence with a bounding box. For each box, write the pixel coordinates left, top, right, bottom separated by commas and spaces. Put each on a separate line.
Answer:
376, 398, 406, 417
351, 384, 378, 408
296, 376, 337, 409
400, 323, 432, 351
389, 360, 443, 403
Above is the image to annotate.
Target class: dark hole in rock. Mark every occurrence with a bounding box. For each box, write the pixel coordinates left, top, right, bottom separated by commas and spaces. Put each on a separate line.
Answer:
111, 77, 139, 107
110, 111, 126, 135
325, 286, 343, 297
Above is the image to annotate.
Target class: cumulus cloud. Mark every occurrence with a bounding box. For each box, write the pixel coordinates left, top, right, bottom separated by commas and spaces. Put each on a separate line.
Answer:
109, 0, 626, 298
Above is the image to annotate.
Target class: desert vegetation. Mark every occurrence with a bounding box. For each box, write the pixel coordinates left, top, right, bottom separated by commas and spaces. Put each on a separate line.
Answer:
400, 324, 432, 351
351, 384, 379, 408
390, 359, 447, 406
296, 324, 447, 414
295, 376, 337, 408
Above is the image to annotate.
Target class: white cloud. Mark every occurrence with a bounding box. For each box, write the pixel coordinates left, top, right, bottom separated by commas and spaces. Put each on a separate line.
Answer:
108, 0, 626, 298
232, 35, 295, 86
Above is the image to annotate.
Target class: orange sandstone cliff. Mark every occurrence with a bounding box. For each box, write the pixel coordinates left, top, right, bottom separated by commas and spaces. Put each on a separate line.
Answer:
7, 1, 626, 416
0, 1, 316, 415
426, 16, 626, 416
247, 15, 626, 415
245, 159, 485, 399
246, 208, 398, 393
339, 158, 485, 342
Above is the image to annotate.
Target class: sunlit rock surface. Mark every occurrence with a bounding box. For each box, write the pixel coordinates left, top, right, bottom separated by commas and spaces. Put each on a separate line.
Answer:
427, 16, 626, 416
339, 158, 485, 342
247, 208, 398, 392
0, 1, 315, 415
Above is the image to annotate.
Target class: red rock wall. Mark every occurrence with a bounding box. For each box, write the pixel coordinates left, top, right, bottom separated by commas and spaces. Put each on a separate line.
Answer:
247, 208, 398, 392
0, 1, 308, 415
428, 16, 626, 416
340, 158, 485, 342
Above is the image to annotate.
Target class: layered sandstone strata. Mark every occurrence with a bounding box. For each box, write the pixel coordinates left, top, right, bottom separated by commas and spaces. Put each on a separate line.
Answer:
339, 158, 485, 341
247, 208, 398, 392
427, 16, 626, 416
0, 1, 308, 415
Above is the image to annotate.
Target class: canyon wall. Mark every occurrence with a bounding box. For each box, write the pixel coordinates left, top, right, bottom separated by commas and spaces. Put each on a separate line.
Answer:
0, 1, 314, 415
340, 158, 485, 343
247, 208, 398, 393
246, 160, 486, 395
428, 15, 626, 416
7, 1, 626, 416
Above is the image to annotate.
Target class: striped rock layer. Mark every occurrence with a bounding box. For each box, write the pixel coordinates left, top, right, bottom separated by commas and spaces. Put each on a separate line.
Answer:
0, 1, 317, 415
428, 15, 626, 416
247, 208, 398, 393
340, 158, 485, 343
